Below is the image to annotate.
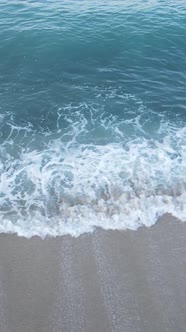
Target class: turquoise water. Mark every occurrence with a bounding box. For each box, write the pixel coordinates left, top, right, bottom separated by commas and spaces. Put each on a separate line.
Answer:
0, 0, 185, 237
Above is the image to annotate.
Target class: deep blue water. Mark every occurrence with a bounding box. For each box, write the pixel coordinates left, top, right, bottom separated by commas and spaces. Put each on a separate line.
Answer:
0, 0, 185, 237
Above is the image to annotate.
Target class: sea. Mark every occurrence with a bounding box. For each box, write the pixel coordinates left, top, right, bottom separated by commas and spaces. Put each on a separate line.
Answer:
0, 0, 185, 237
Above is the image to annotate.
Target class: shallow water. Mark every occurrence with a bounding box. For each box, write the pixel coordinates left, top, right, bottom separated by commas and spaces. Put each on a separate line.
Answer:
0, 0, 185, 237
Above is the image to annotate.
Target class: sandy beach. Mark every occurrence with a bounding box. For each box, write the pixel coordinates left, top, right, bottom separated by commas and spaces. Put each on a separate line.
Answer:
0, 215, 186, 332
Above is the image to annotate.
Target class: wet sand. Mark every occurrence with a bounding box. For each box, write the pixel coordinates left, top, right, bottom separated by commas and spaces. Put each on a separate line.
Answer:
0, 215, 186, 332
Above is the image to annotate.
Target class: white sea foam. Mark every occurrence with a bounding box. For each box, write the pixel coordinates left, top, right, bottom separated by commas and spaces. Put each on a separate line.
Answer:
0, 92, 185, 237
0, 124, 185, 237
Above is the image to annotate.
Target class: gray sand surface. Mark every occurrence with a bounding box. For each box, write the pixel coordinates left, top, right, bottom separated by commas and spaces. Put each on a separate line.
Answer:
0, 215, 186, 332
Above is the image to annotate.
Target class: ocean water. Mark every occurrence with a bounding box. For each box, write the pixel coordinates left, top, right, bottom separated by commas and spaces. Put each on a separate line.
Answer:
0, 0, 185, 237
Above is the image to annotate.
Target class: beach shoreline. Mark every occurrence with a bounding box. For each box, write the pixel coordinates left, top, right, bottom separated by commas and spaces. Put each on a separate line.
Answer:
0, 215, 186, 332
